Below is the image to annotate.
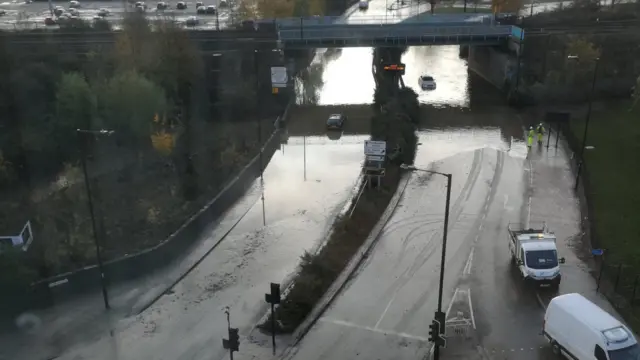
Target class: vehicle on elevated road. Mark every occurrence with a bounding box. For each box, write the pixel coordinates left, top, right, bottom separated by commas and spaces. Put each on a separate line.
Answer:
544, 293, 640, 360
508, 222, 565, 288
358, 1, 368, 10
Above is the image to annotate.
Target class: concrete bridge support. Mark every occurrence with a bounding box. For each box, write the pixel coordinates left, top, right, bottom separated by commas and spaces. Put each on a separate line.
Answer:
465, 45, 516, 92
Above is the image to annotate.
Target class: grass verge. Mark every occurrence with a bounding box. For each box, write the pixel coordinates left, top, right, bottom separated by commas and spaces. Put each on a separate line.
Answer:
568, 101, 640, 329
260, 166, 401, 333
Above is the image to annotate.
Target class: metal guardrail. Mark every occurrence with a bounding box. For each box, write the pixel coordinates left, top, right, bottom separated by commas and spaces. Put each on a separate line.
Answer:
272, 13, 495, 27
280, 24, 512, 40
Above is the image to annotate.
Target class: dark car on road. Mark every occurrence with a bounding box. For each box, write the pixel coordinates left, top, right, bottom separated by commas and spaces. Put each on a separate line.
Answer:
326, 114, 346, 130
176, 1, 187, 9
205, 5, 216, 14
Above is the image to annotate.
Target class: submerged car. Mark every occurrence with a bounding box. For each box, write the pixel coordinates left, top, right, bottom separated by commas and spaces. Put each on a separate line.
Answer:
418, 75, 436, 90
326, 114, 346, 130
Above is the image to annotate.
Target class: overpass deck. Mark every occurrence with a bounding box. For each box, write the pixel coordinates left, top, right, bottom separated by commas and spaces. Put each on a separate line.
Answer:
278, 24, 512, 48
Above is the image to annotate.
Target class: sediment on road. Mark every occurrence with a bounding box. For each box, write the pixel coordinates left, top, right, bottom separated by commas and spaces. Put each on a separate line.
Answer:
562, 100, 640, 330
258, 47, 420, 334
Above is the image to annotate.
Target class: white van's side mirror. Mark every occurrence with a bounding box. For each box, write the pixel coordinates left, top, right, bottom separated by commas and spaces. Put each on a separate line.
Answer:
559, 257, 566, 264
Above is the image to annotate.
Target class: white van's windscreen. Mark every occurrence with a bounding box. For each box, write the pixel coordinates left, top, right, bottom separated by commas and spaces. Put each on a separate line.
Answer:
608, 343, 640, 360
525, 250, 558, 269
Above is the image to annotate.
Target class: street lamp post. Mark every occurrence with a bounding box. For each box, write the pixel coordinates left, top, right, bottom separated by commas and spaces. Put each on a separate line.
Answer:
77, 128, 114, 311
567, 55, 599, 191
400, 164, 452, 360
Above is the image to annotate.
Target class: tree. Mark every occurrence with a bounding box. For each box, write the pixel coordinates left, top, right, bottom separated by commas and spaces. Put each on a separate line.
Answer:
492, 0, 523, 13
99, 70, 168, 141
56, 72, 98, 132
150, 22, 204, 200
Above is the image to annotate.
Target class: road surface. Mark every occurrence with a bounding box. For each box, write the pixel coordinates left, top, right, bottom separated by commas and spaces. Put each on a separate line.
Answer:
459, 125, 626, 360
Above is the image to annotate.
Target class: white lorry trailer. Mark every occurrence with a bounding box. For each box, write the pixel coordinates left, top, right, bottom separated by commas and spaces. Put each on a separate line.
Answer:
508, 222, 565, 288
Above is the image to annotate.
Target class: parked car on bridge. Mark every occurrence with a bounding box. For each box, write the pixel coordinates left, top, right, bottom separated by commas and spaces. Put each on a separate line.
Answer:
186, 16, 199, 26
358, 1, 368, 10
206, 5, 217, 14
157, 2, 168, 10
326, 114, 346, 130
69, 0, 80, 8
196, 1, 204, 7
176, 1, 187, 9
135, 1, 147, 11
419, 75, 436, 90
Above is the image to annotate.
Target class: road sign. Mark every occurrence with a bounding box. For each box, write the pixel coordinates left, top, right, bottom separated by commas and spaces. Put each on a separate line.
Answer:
364, 140, 386, 156
270, 66, 288, 88
366, 155, 385, 162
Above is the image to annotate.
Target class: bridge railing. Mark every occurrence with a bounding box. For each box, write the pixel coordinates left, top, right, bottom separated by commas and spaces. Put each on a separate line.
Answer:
279, 24, 512, 40
273, 13, 493, 28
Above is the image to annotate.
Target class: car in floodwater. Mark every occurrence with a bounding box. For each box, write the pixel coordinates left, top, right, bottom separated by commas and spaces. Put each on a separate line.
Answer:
69, 0, 80, 8
326, 114, 346, 130
205, 5, 217, 14
418, 75, 436, 90
157, 2, 168, 10
97, 8, 110, 16
196, 5, 206, 14
176, 1, 187, 9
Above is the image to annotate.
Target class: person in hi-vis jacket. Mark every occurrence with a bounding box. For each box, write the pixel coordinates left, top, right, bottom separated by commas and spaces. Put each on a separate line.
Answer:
527, 126, 535, 148
536, 123, 545, 145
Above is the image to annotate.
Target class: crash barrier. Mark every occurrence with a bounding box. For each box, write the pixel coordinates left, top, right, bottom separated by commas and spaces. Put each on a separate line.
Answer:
21, 108, 292, 312
445, 314, 473, 339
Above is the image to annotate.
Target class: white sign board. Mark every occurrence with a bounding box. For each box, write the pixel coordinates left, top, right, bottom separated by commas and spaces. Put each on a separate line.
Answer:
366, 155, 385, 162
270, 66, 288, 88
364, 140, 386, 156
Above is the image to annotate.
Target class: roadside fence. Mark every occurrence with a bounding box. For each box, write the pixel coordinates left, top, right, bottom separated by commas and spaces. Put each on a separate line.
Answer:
596, 260, 640, 310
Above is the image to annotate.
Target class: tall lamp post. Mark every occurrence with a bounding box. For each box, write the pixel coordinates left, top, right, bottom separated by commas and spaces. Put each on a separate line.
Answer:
400, 164, 452, 360
77, 128, 114, 310
567, 55, 599, 191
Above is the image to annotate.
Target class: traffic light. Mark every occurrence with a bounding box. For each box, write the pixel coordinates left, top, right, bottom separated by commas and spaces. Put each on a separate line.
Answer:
265, 283, 281, 305
428, 320, 440, 342
222, 327, 240, 352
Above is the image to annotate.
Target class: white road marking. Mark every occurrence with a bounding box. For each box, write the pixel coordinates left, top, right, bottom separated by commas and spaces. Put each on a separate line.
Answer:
526, 159, 534, 228
319, 318, 429, 342
468, 288, 477, 330
463, 248, 474, 276
445, 288, 460, 318
374, 287, 400, 330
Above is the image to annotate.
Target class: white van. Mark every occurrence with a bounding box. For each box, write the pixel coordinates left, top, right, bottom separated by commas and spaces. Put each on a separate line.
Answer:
543, 293, 640, 360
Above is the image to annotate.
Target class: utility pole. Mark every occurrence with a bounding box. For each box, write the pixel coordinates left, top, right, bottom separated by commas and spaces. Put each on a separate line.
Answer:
567, 56, 599, 191
76, 129, 114, 311
400, 165, 451, 360
254, 49, 266, 226
222, 308, 240, 360
264, 283, 281, 355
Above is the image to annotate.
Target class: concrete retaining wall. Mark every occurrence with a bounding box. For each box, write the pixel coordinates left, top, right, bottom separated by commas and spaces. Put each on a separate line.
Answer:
467, 45, 514, 91
25, 109, 291, 310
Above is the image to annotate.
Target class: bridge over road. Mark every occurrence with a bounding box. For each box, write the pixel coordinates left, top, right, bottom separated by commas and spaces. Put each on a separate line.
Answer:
275, 14, 522, 49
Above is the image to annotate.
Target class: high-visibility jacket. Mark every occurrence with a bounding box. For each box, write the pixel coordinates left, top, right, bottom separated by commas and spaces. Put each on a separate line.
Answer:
528, 129, 536, 139
536, 125, 544, 134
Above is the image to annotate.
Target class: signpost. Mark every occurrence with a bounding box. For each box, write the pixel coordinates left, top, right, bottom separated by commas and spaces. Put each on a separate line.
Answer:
364, 140, 386, 188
